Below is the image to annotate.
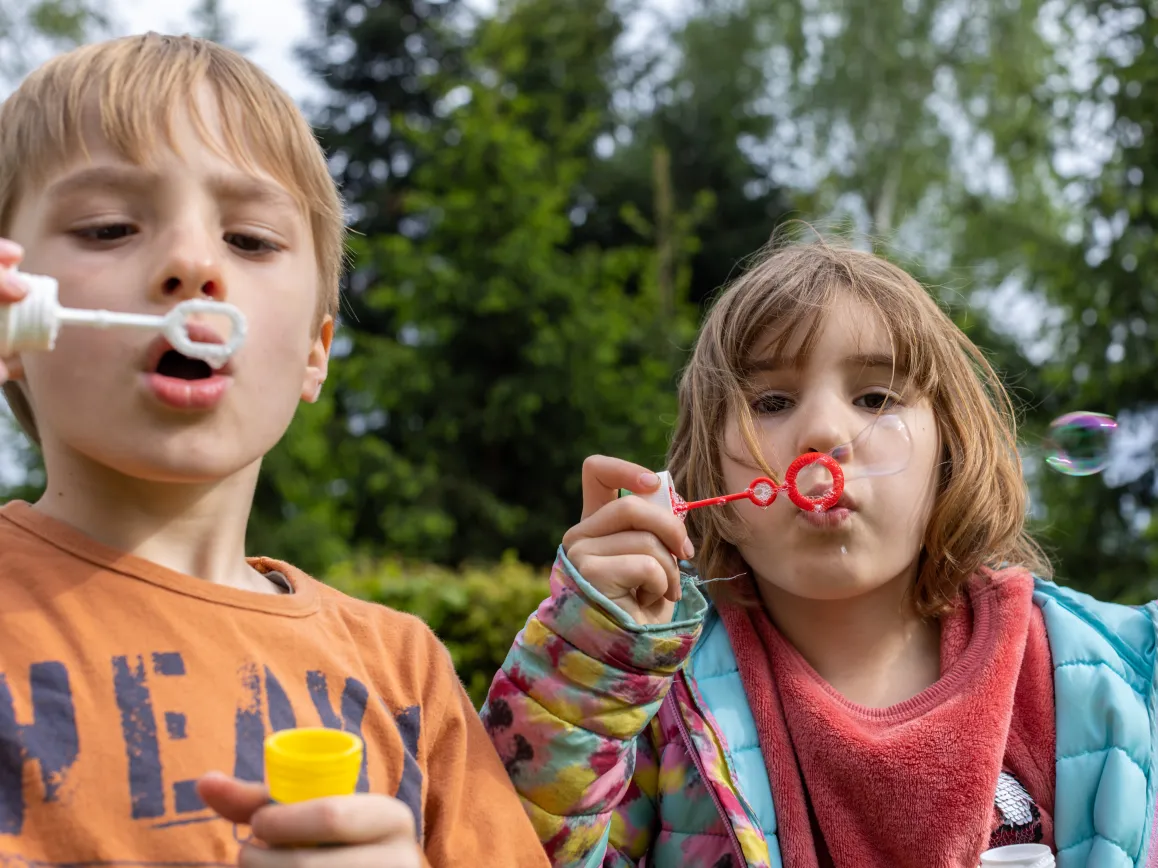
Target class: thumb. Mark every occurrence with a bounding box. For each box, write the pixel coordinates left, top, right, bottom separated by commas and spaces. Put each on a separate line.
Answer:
196, 771, 270, 824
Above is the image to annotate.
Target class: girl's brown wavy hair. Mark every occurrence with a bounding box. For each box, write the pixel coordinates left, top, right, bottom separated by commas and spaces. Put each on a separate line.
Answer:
668, 235, 1049, 617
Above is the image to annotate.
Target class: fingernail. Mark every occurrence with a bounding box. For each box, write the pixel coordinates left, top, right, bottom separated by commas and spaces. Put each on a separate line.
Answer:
639, 472, 659, 489
1, 273, 26, 297
0, 239, 22, 256
682, 539, 695, 559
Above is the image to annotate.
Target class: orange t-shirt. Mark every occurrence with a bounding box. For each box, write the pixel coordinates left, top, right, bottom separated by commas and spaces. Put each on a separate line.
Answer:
0, 501, 548, 867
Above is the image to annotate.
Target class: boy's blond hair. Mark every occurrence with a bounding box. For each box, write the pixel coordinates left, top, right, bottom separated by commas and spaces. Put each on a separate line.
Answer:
669, 236, 1050, 617
0, 33, 345, 444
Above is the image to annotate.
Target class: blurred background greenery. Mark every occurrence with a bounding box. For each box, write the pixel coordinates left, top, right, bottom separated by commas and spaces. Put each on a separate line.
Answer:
6, 0, 1158, 705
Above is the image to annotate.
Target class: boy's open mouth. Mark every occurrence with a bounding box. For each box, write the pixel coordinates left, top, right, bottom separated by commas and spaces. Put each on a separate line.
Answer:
155, 350, 213, 380
144, 325, 231, 380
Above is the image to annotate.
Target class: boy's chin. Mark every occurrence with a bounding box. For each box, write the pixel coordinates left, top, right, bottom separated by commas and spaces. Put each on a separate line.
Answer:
73, 437, 269, 488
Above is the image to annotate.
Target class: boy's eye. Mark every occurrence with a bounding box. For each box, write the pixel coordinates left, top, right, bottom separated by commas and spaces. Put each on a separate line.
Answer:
752, 393, 793, 414
76, 224, 136, 242
226, 233, 280, 253
856, 391, 900, 410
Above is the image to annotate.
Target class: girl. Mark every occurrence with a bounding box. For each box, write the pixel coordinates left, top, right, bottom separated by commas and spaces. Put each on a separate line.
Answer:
482, 238, 1158, 867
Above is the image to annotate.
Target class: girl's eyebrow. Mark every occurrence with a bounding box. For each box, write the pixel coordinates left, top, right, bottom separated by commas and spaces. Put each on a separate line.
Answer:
751, 352, 897, 373
845, 352, 897, 371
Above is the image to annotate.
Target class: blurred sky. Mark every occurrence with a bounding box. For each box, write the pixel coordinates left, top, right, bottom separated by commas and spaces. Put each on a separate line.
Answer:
110, 0, 332, 103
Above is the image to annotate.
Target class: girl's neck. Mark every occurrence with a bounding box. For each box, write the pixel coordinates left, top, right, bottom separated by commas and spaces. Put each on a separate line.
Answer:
754, 563, 941, 709
34, 441, 276, 594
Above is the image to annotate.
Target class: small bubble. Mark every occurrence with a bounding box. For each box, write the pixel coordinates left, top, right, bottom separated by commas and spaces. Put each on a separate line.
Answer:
840, 545, 848, 555
751, 480, 776, 506
1045, 411, 1117, 477
813, 504, 824, 513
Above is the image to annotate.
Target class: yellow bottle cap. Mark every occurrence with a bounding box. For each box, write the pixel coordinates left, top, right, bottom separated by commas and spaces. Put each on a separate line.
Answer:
264, 727, 364, 804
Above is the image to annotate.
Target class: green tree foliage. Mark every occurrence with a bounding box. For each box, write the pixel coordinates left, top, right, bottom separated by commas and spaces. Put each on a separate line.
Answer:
575, 2, 793, 307
326, 553, 549, 707
1009, 2, 1158, 602
253, 0, 704, 572
297, 0, 466, 237
0, 0, 108, 86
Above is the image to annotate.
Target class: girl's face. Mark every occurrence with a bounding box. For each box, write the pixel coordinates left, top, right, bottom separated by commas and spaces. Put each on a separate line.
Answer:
720, 296, 941, 603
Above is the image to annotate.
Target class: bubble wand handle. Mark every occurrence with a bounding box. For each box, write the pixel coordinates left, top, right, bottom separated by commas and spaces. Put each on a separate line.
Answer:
56, 307, 167, 330
677, 490, 754, 512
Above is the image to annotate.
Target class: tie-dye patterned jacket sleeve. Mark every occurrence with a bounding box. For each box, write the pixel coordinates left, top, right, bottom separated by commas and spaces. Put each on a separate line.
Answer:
481, 548, 708, 866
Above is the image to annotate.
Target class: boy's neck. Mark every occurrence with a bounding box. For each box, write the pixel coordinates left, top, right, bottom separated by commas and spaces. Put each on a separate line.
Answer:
33, 444, 277, 593
755, 565, 941, 709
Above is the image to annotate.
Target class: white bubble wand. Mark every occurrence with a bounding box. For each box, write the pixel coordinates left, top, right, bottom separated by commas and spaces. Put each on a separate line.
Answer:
0, 271, 247, 368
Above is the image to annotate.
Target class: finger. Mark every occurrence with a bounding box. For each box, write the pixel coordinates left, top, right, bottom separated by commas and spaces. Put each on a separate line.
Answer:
240, 841, 419, 868
580, 455, 661, 521
195, 772, 270, 825
568, 530, 681, 591
580, 553, 676, 605
565, 495, 693, 561
0, 238, 23, 269
250, 794, 415, 847
0, 272, 28, 304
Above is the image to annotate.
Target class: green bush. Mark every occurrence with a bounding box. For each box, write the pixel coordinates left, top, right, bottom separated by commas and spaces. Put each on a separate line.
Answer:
325, 552, 551, 708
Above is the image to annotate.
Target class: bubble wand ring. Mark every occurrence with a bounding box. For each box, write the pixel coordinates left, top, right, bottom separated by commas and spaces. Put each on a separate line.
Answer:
784, 452, 844, 512
676, 475, 780, 513
650, 413, 909, 520
672, 456, 844, 517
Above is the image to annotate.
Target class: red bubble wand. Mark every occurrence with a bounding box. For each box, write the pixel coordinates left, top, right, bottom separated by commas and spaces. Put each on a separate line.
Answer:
641, 414, 911, 517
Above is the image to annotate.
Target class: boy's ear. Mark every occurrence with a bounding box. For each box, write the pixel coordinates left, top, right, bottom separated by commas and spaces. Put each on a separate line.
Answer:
301, 316, 333, 404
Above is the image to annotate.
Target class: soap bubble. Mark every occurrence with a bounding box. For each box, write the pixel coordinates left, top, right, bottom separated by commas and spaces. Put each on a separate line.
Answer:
1044, 412, 1117, 477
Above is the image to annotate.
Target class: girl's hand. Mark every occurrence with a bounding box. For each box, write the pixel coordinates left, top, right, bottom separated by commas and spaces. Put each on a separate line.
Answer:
197, 773, 421, 867
0, 238, 28, 383
562, 455, 694, 626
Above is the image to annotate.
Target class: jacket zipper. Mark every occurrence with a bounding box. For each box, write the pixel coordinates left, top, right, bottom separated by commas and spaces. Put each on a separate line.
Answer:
670, 685, 747, 866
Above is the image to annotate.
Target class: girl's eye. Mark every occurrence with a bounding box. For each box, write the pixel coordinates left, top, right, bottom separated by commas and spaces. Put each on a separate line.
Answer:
226, 233, 280, 253
75, 224, 136, 242
752, 393, 793, 414
856, 391, 900, 410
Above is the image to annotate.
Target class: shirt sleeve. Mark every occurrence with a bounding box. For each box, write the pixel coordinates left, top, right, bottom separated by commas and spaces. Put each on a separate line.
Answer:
418, 626, 553, 868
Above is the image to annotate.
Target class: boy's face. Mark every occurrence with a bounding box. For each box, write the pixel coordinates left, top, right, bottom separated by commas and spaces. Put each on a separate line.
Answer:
5, 90, 331, 484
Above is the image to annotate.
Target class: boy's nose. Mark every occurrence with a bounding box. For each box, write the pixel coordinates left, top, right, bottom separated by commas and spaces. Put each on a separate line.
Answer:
152, 240, 226, 302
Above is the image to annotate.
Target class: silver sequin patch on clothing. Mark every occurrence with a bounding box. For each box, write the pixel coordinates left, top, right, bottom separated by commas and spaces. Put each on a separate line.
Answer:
995, 770, 1035, 825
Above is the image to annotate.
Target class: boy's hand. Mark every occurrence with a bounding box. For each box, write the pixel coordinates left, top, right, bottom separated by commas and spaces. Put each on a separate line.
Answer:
561, 455, 694, 626
197, 772, 421, 867
0, 238, 28, 384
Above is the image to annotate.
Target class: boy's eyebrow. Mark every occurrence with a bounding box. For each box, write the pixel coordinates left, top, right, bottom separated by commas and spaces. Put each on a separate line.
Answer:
44, 165, 298, 210
208, 173, 299, 210
45, 165, 160, 198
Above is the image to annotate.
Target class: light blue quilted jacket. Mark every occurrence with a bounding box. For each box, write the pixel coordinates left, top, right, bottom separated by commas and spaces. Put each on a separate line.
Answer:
691, 577, 1158, 867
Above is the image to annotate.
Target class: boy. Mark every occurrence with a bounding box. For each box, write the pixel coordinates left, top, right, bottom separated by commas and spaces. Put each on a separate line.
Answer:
0, 33, 549, 867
